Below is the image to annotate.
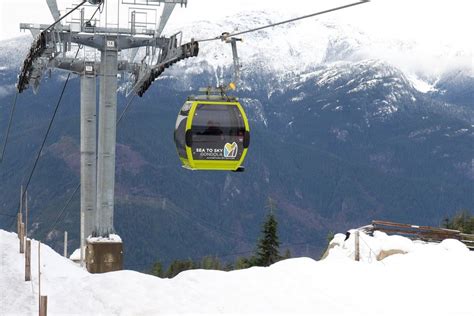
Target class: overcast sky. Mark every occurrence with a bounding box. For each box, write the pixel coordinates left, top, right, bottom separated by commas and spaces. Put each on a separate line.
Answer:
0, 0, 472, 53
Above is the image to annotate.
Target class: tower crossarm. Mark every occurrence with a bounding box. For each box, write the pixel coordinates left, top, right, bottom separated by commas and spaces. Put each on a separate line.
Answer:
20, 23, 171, 50
18, 23, 176, 94
122, 0, 187, 6
70, 33, 171, 51
21, 23, 157, 37
53, 57, 141, 75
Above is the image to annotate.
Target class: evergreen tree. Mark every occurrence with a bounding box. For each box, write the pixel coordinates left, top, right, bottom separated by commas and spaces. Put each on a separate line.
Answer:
443, 210, 474, 234
442, 217, 450, 229
201, 256, 222, 270
234, 257, 252, 270
149, 198, 290, 274
150, 261, 164, 278
165, 259, 196, 278
255, 199, 282, 266
224, 262, 234, 271
326, 231, 335, 244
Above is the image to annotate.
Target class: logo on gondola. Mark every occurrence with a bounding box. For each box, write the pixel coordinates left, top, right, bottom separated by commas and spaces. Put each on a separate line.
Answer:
224, 142, 238, 158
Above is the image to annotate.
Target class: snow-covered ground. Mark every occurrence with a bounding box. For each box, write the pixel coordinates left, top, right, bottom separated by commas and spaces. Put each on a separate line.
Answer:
1, 228, 474, 316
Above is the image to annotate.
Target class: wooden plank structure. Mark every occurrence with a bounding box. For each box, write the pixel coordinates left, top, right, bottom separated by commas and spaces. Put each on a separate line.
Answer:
363, 220, 474, 250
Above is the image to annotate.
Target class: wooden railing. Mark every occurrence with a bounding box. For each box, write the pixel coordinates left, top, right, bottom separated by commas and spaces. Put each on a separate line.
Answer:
361, 220, 474, 251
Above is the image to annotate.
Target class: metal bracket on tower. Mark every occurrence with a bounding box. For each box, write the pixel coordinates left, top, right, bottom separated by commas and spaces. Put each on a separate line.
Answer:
46, 0, 61, 21
132, 38, 199, 97
16, 32, 50, 93
122, 0, 187, 7
84, 61, 96, 76
156, 2, 176, 35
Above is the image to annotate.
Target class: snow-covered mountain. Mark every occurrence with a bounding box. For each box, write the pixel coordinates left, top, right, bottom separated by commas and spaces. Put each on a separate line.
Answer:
3, 10, 472, 97
161, 11, 472, 93
1, 228, 473, 315
0, 10, 473, 272
144, 11, 473, 127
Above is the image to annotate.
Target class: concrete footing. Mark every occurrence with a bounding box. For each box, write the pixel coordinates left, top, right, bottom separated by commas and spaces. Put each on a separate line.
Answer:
86, 240, 123, 273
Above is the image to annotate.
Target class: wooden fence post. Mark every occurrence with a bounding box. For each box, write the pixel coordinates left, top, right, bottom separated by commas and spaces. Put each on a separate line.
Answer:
25, 239, 31, 281
354, 230, 360, 261
39, 296, 48, 316
17, 212, 22, 239
17, 186, 23, 238
38, 241, 44, 316
35, 246, 48, 315
19, 222, 25, 253
64, 231, 68, 257
25, 190, 29, 240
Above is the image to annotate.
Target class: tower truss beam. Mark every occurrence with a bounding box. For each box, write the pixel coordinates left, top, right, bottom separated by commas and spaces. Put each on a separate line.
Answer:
17, 0, 194, 244
96, 39, 118, 236
80, 63, 97, 251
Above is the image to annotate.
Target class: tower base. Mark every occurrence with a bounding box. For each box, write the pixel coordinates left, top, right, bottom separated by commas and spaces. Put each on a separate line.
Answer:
86, 237, 123, 273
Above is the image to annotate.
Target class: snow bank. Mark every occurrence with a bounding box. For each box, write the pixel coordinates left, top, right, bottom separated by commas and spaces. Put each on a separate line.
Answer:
87, 234, 122, 243
325, 230, 472, 262
69, 248, 81, 261
1, 229, 474, 316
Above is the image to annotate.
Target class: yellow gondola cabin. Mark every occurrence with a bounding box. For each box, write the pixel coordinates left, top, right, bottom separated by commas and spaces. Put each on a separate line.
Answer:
174, 93, 250, 171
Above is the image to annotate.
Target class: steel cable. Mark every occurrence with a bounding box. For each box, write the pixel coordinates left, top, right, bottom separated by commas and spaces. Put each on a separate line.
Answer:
0, 92, 19, 163
35, 94, 138, 238
197, 1, 370, 42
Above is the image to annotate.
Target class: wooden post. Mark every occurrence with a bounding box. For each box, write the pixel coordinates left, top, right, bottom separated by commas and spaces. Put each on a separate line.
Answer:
80, 211, 84, 267
37, 242, 49, 315
25, 190, 29, 239
354, 230, 360, 261
64, 231, 68, 257
17, 186, 23, 238
25, 239, 31, 281
17, 213, 22, 238
39, 296, 48, 316
19, 222, 25, 253
38, 241, 41, 313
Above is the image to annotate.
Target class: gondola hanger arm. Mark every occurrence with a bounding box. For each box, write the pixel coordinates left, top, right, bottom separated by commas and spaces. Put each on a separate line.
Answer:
220, 33, 242, 90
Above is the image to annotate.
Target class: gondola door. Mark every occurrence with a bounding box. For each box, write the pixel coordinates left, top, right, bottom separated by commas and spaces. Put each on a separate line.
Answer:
186, 101, 249, 170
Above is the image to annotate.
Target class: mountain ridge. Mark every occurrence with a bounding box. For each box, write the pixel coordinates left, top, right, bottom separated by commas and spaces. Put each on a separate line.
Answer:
0, 13, 472, 270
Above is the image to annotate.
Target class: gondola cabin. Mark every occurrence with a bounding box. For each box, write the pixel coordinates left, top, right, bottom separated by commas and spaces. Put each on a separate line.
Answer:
174, 94, 250, 171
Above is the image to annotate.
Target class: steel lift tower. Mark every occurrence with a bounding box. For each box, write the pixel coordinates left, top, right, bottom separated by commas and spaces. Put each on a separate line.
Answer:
17, 0, 198, 272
